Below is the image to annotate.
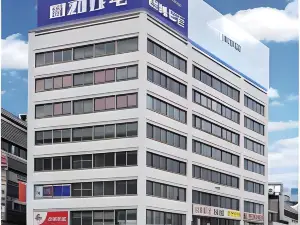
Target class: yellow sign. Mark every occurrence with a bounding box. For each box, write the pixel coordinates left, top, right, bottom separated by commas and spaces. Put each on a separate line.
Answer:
227, 210, 241, 218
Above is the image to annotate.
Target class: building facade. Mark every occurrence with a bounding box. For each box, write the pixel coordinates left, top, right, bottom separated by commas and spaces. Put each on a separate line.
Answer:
1, 108, 27, 225
27, 5, 269, 225
268, 183, 298, 225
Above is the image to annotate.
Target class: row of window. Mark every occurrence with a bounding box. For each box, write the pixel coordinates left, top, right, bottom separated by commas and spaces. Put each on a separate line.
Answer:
1, 139, 27, 160
193, 90, 240, 124
35, 180, 137, 198
192, 165, 239, 189
193, 66, 240, 102
35, 65, 138, 92
35, 122, 138, 145
192, 140, 239, 167
71, 210, 137, 225
244, 180, 264, 195
244, 137, 265, 156
192, 190, 239, 211
147, 123, 187, 150
244, 201, 264, 214
147, 67, 187, 98
146, 180, 186, 202
147, 94, 186, 123
35, 93, 138, 119
244, 116, 265, 136
244, 95, 265, 116
147, 39, 187, 73
34, 151, 137, 172
244, 159, 265, 175
146, 210, 186, 225
146, 152, 186, 175
36, 37, 138, 67
193, 115, 240, 145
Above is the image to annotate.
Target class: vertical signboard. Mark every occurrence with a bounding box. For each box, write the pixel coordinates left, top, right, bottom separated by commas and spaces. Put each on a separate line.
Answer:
37, 0, 188, 36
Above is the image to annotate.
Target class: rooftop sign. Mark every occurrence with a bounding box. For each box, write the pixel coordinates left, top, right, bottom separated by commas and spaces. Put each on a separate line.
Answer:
37, 0, 188, 36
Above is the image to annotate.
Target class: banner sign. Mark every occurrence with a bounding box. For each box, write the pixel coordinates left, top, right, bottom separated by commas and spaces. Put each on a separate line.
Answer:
193, 204, 241, 220
37, 0, 188, 36
244, 212, 264, 222
1, 153, 8, 169
34, 211, 68, 225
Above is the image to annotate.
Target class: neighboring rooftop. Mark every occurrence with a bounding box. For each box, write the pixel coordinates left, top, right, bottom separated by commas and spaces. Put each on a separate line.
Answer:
1, 108, 27, 129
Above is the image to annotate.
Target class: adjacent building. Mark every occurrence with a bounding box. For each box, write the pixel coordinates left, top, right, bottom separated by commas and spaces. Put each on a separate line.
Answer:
28, 1, 269, 225
268, 183, 298, 225
1, 108, 27, 225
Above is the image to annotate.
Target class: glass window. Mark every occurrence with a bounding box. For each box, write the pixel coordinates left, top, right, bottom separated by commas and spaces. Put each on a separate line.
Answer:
105, 96, 115, 110
104, 181, 114, 195
116, 67, 127, 81
105, 69, 115, 82
116, 181, 126, 195
127, 122, 138, 136
45, 52, 53, 64
128, 94, 137, 107
127, 180, 137, 194
116, 152, 126, 166
105, 153, 115, 167
36, 53, 45, 67
117, 95, 128, 108
36, 79, 45, 92
127, 151, 137, 165
63, 49, 72, 61
127, 66, 138, 79
54, 51, 62, 63
62, 75, 72, 87
117, 38, 138, 53
116, 124, 127, 138
94, 70, 106, 84
105, 125, 115, 138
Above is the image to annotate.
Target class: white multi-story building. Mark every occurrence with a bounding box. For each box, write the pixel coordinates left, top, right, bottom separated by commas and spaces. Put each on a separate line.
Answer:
27, 1, 269, 225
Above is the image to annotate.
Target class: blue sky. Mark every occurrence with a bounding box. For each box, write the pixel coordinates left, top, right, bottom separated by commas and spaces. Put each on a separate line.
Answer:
1, 0, 298, 191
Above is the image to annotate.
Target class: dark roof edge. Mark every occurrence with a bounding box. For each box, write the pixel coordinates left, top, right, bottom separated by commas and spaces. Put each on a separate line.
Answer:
1, 108, 27, 129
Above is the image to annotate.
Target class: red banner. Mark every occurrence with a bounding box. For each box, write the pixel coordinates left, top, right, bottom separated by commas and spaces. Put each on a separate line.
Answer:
34, 211, 68, 225
1, 154, 7, 168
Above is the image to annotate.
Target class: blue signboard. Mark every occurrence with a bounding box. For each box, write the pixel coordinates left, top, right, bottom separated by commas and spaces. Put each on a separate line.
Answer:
37, 0, 188, 36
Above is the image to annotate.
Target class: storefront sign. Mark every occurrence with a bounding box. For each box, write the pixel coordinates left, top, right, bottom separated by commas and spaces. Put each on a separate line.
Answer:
1, 153, 8, 169
244, 212, 264, 222
37, 0, 188, 36
34, 211, 68, 225
193, 204, 241, 220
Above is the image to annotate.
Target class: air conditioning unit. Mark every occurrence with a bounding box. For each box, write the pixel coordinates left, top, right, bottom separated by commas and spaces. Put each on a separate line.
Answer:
269, 187, 275, 195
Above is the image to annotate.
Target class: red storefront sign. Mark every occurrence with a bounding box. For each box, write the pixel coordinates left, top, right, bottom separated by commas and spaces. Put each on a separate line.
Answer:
34, 211, 68, 225
1, 154, 7, 169
244, 212, 264, 222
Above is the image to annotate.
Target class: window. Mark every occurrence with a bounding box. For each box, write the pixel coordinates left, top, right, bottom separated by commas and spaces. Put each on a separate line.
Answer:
35, 122, 137, 145
193, 66, 239, 102
244, 201, 264, 214
147, 67, 187, 98
117, 37, 138, 54
193, 115, 240, 146
147, 123, 186, 150
147, 95, 186, 123
244, 180, 264, 195
116, 94, 137, 109
192, 190, 239, 211
73, 45, 94, 60
147, 39, 186, 73
72, 155, 92, 169
146, 210, 185, 225
71, 210, 137, 225
244, 159, 265, 175
244, 137, 264, 156
193, 90, 240, 124
35, 37, 138, 67
116, 65, 138, 81
244, 95, 265, 116
147, 180, 186, 202
244, 116, 265, 136
147, 152, 186, 175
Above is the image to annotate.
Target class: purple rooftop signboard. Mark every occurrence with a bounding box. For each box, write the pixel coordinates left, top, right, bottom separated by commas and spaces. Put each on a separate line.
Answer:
37, 0, 188, 36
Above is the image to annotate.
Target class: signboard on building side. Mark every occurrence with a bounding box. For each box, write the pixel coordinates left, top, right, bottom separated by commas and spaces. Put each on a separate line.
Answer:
193, 204, 241, 220
34, 211, 69, 225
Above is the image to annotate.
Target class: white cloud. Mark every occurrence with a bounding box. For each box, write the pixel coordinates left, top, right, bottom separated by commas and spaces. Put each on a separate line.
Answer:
270, 101, 284, 106
225, 0, 298, 42
1, 33, 28, 70
268, 87, 280, 99
287, 94, 299, 101
269, 137, 298, 189
269, 120, 298, 132
1, 90, 6, 95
